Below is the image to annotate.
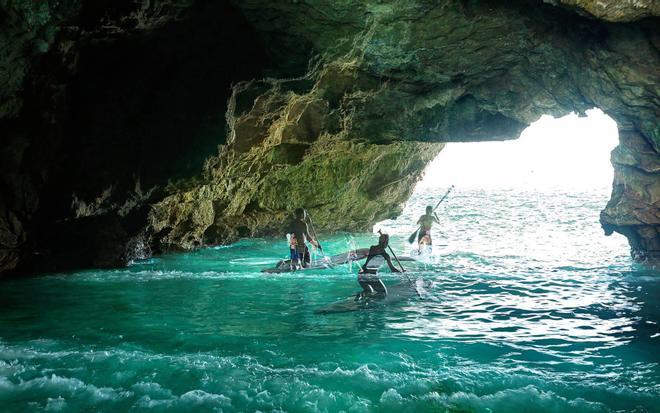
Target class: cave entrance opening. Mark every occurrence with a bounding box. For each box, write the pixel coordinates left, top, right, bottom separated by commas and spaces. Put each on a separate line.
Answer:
422, 108, 618, 191
377, 108, 630, 262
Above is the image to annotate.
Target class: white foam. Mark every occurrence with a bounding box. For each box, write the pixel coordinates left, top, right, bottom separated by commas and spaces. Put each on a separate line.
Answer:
44, 396, 67, 412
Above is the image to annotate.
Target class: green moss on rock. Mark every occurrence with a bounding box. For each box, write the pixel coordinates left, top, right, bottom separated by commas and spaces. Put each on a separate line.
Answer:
148, 63, 444, 250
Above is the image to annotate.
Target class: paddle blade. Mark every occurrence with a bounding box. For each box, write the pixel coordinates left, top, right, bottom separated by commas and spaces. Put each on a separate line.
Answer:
407, 228, 419, 244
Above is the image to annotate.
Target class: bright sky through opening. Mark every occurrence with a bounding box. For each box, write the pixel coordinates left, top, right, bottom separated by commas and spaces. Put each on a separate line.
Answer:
420, 108, 619, 190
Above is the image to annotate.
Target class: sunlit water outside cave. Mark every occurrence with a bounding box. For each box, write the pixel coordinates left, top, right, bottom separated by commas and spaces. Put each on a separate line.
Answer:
1, 110, 659, 412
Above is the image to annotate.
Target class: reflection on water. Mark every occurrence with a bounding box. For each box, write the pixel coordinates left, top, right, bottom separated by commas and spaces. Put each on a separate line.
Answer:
0, 188, 658, 412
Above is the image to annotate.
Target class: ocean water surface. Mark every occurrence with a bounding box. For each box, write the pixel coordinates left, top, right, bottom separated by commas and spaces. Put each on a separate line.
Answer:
1, 187, 659, 412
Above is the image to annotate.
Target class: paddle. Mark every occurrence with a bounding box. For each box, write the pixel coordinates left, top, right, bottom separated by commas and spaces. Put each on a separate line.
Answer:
387, 245, 406, 273
386, 244, 421, 298
407, 185, 454, 244
304, 209, 325, 255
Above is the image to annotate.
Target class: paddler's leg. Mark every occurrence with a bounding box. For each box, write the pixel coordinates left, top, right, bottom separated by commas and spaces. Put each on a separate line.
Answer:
358, 269, 388, 297
382, 252, 400, 273
299, 245, 311, 268
428, 234, 433, 253
290, 248, 300, 270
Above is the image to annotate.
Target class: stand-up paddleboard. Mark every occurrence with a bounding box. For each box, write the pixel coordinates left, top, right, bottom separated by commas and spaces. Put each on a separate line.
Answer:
315, 255, 424, 314
357, 256, 387, 295
315, 278, 424, 314
262, 248, 370, 274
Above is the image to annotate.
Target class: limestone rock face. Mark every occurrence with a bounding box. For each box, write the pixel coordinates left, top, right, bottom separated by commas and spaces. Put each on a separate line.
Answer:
545, 0, 660, 22
222, 0, 660, 260
148, 69, 443, 250
601, 132, 660, 260
1, 0, 659, 274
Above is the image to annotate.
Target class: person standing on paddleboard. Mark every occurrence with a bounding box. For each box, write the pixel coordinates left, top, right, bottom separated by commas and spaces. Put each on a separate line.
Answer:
286, 208, 320, 268
408, 185, 453, 254
287, 233, 301, 270
416, 206, 440, 251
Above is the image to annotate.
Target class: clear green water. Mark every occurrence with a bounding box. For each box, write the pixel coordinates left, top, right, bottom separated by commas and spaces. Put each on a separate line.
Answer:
1, 188, 659, 412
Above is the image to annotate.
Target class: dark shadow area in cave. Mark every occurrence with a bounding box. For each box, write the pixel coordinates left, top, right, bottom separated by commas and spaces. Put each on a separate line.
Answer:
60, 1, 269, 203
6, 1, 282, 274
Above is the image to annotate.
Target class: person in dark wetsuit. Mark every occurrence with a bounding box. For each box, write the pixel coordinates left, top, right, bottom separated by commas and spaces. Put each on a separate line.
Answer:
361, 232, 400, 273
357, 232, 400, 298
286, 208, 319, 268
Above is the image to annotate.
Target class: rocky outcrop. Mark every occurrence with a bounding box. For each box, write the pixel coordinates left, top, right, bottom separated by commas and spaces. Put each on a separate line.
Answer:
148, 68, 443, 250
223, 0, 659, 260
1, 0, 659, 275
602, 131, 660, 260
545, 0, 660, 22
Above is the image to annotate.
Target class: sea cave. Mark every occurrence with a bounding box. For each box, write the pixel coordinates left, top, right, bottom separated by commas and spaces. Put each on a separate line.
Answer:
0, 1, 659, 411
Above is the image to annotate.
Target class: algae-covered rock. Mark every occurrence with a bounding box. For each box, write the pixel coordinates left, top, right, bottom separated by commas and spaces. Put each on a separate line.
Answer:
544, 0, 659, 22
144, 0, 660, 259
224, 0, 660, 259
149, 67, 444, 250
149, 185, 216, 251
0, 1, 270, 274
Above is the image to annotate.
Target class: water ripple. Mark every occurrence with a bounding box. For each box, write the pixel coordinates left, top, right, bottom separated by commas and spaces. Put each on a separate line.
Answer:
0, 188, 658, 412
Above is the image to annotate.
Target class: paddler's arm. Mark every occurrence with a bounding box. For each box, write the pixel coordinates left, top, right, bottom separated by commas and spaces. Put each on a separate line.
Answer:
304, 224, 321, 250
382, 252, 400, 273
361, 246, 378, 270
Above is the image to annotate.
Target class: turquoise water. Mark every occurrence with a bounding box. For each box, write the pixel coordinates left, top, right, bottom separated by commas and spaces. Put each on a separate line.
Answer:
1, 187, 659, 412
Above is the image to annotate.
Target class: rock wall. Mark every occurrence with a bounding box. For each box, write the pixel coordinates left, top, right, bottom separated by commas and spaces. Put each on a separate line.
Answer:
544, 0, 659, 22
1, 0, 659, 275
601, 131, 660, 260
220, 0, 660, 260
148, 66, 444, 251
0, 0, 273, 273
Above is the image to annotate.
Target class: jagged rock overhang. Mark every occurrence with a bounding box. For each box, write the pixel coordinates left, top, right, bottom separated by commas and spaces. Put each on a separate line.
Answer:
220, 0, 659, 258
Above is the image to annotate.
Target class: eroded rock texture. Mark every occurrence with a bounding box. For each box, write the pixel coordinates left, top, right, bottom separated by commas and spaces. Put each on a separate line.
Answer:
148, 69, 443, 251
602, 131, 660, 260
1, 0, 659, 274
187, 0, 659, 260
546, 0, 660, 22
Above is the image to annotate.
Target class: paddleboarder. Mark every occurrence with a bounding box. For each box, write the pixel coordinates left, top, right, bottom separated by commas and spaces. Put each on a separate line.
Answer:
286, 208, 320, 268
408, 185, 453, 252
415, 205, 440, 248
287, 233, 301, 270
360, 232, 401, 274
356, 231, 405, 299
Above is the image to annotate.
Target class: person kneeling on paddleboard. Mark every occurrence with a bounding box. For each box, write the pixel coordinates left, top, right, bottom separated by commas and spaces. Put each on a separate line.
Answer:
286, 208, 320, 268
